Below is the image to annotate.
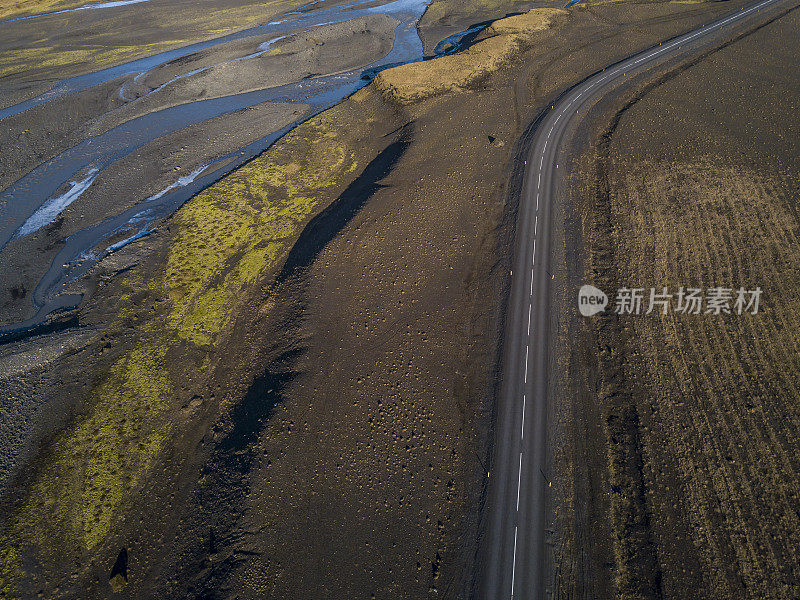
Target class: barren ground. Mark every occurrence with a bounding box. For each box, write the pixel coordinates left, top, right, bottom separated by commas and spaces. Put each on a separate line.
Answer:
560, 3, 800, 597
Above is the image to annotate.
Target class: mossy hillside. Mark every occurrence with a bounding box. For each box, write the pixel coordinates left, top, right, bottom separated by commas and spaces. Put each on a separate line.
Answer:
0, 329, 172, 595
0, 104, 367, 596
0, 282, 177, 597
166, 117, 358, 346
22, 321, 173, 551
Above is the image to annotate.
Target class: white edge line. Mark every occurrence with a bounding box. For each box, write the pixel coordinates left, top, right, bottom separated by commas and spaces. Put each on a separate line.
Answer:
524, 345, 529, 383
527, 304, 532, 335
511, 526, 518, 598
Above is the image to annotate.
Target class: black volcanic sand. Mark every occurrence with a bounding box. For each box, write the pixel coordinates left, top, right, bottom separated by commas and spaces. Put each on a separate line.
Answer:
0, 0, 758, 598
90, 14, 399, 134
0, 14, 398, 194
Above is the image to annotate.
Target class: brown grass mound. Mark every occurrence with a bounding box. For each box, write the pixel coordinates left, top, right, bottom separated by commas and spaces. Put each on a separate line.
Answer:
374, 8, 567, 103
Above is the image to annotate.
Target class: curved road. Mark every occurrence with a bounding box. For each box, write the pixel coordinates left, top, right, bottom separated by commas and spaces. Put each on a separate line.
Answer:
478, 0, 791, 597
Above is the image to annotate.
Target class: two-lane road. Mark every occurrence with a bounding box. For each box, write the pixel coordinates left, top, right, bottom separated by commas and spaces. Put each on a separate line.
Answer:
477, 0, 792, 596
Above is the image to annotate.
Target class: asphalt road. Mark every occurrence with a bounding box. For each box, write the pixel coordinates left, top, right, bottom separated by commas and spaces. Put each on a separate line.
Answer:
476, 0, 790, 596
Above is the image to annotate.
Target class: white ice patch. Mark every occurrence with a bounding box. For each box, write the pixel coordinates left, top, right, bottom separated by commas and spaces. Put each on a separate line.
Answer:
4, 0, 151, 23
148, 163, 210, 202
149, 67, 208, 95
80, 0, 151, 10
14, 168, 99, 238
105, 228, 153, 253
123, 34, 289, 101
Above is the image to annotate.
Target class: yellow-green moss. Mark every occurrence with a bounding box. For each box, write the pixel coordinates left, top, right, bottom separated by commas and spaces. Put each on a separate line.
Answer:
0, 320, 172, 596
165, 118, 357, 345
15, 323, 172, 550
0, 41, 188, 79
1, 0, 292, 78
0, 0, 85, 22
0, 543, 20, 598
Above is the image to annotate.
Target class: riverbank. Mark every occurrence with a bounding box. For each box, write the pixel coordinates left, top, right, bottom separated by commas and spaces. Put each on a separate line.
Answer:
0, 6, 411, 335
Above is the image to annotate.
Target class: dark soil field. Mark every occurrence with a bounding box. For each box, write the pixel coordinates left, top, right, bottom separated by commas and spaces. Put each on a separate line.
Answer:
561, 3, 800, 598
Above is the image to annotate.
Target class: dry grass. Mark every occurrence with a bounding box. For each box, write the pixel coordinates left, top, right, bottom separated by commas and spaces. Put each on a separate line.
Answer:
610, 159, 800, 598
374, 8, 566, 103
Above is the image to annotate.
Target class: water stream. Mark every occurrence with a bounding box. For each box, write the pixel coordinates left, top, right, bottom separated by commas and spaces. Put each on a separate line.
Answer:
0, 0, 395, 120
0, 0, 484, 339
0, 0, 153, 25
